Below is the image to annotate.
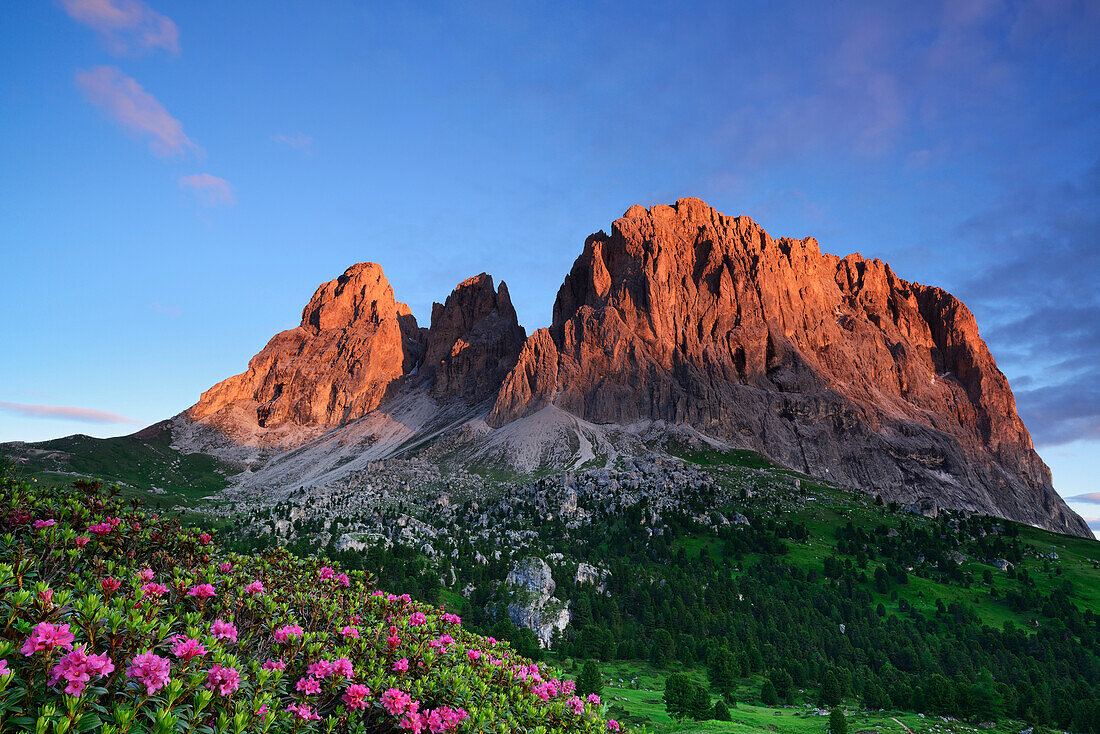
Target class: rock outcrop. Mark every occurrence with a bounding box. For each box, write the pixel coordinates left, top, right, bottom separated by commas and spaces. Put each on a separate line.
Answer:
504, 557, 570, 648
189, 263, 421, 440
422, 274, 526, 405
488, 198, 1089, 537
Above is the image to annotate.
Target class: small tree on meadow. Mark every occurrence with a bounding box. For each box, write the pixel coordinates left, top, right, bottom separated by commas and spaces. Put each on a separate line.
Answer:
576, 660, 603, 698
714, 700, 732, 721
829, 708, 848, 734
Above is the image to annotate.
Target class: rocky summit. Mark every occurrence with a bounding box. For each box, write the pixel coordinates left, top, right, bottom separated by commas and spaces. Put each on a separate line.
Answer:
178, 199, 1089, 538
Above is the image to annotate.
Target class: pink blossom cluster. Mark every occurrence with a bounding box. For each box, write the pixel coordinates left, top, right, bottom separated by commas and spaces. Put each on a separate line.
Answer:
126, 650, 171, 694
21, 622, 75, 656
187, 583, 217, 599
285, 702, 320, 721
48, 645, 114, 696
274, 624, 303, 642
381, 686, 468, 734
205, 664, 240, 696
171, 636, 207, 661
342, 682, 371, 709
210, 619, 238, 642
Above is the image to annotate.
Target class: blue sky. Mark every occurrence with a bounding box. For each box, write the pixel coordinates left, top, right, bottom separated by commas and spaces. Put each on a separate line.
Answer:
1, 1, 1097, 531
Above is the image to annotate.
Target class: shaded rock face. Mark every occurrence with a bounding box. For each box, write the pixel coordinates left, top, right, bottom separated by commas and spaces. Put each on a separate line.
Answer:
422, 274, 527, 405
190, 263, 421, 431
489, 198, 1089, 537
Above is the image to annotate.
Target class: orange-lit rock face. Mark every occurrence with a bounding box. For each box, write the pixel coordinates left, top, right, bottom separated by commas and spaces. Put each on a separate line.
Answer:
489, 198, 1088, 536
184, 200, 1088, 536
189, 263, 421, 429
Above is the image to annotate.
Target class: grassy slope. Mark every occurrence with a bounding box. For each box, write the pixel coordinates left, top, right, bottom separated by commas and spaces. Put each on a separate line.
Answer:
0, 422, 237, 507
669, 448, 1100, 630
562, 659, 1030, 734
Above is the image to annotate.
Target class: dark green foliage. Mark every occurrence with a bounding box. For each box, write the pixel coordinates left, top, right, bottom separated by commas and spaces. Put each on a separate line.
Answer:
761, 679, 779, 706
829, 708, 848, 734
819, 671, 841, 707
713, 700, 731, 721
663, 673, 694, 719
576, 660, 603, 698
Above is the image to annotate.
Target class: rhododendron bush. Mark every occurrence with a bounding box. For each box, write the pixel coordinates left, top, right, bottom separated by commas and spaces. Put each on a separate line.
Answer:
0, 478, 627, 733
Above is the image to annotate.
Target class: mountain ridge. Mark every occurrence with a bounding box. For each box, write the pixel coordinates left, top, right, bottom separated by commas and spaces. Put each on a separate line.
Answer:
36, 198, 1091, 537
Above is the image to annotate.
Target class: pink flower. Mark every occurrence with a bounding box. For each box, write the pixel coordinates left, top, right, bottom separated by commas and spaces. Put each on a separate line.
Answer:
343, 682, 371, 710
48, 646, 114, 696
587, 693, 601, 705
441, 613, 461, 625
205, 664, 240, 696
393, 657, 409, 673
38, 588, 53, 603
0, 659, 9, 676
286, 703, 320, 721
246, 580, 264, 595
210, 619, 238, 643
607, 720, 621, 731
126, 651, 171, 694
199, 532, 212, 545
382, 687, 415, 716
424, 707, 468, 733
218, 562, 232, 572
336, 573, 350, 587
319, 566, 334, 580
296, 676, 321, 694
74, 535, 90, 548
171, 637, 207, 661
307, 659, 334, 678
187, 583, 217, 599
466, 649, 482, 663
88, 522, 112, 536
341, 625, 360, 639
141, 582, 168, 597
256, 704, 269, 721
567, 695, 584, 715
331, 657, 354, 679
138, 569, 155, 582
34, 519, 56, 529
262, 658, 285, 670
274, 624, 303, 643
409, 612, 427, 627
100, 576, 121, 593
21, 622, 75, 656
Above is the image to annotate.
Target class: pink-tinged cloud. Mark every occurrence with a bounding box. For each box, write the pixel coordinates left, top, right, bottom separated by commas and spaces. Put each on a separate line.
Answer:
180, 174, 235, 207
0, 402, 138, 425
61, 0, 179, 55
271, 133, 313, 150
1069, 492, 1100, 505
75, 66, 195, 156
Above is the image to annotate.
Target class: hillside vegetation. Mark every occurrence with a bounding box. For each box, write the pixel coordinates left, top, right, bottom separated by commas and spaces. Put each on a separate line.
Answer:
0, 476, 626, 733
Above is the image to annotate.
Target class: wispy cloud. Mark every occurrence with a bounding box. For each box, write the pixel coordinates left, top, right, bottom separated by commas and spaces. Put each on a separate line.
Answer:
0, 402, 138, 425
150, 302, 180, 317
75, 66, 195, 156
1068, 492, 1100, 505
179, 174, 235, 207
60, 0, 179, 56
271, 133, 313, 151
956, 160, 1100, 447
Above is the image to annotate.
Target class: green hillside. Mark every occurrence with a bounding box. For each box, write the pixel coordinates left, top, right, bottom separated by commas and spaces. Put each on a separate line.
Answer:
0, 421, 237, 506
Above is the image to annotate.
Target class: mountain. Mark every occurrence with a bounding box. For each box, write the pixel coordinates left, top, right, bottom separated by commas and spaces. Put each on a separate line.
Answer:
5, 198, 1087, 537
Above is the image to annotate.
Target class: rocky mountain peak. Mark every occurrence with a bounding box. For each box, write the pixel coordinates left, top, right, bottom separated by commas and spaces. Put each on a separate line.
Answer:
188, 262, 420, 435
423, 273, 526, 404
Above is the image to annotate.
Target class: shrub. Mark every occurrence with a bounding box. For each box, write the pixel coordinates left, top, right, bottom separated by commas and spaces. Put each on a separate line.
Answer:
0, 478, 628, 733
